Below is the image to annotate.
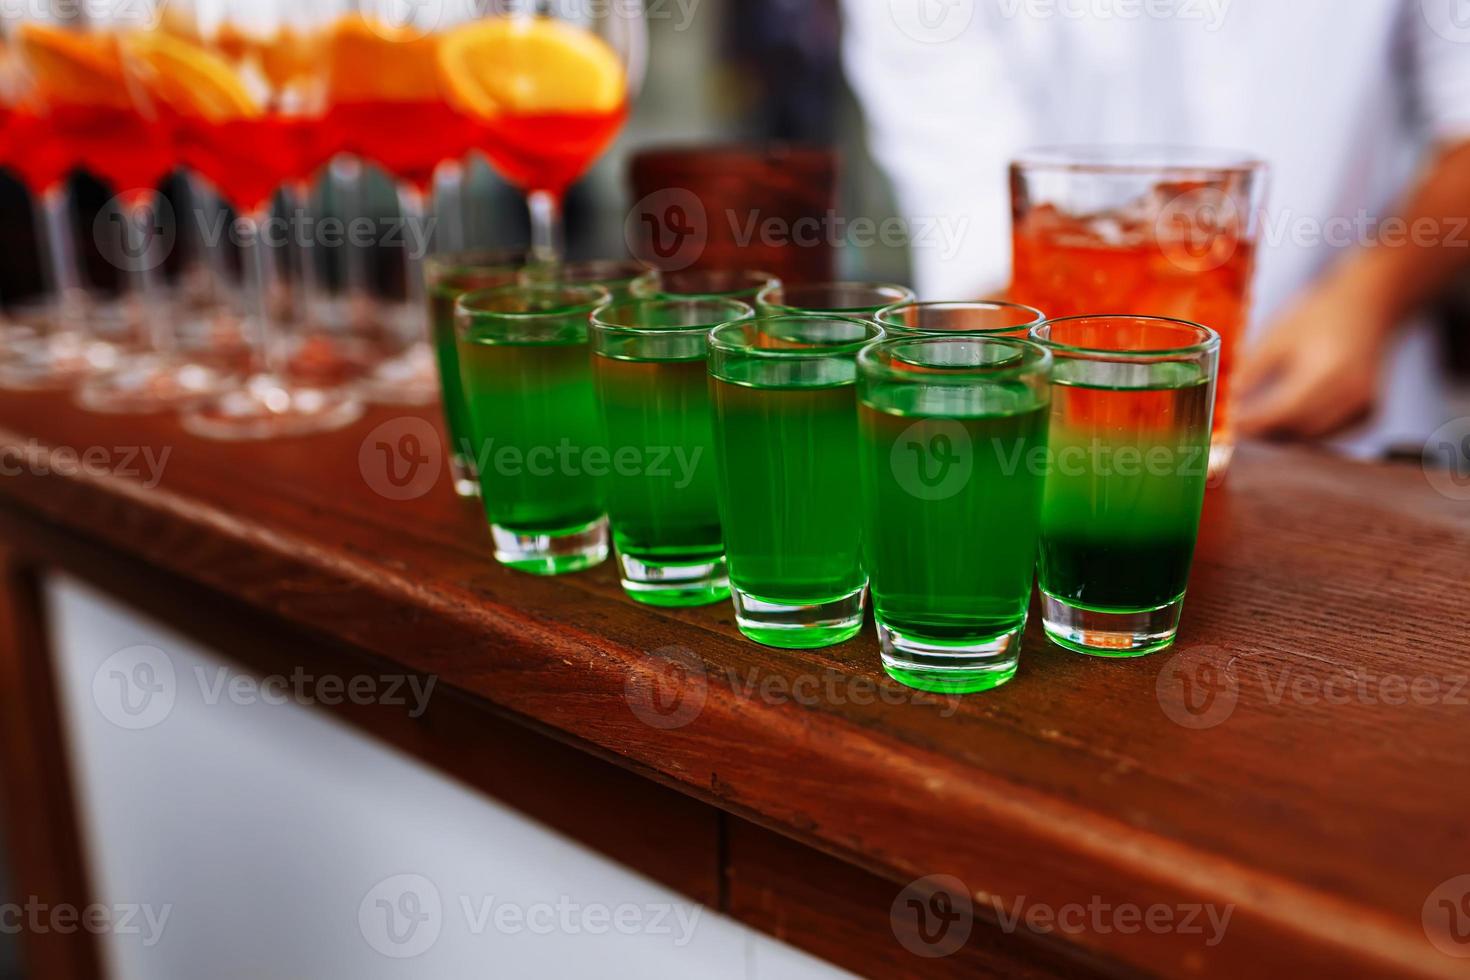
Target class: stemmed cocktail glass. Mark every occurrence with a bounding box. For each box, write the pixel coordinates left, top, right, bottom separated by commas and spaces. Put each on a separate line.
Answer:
16, 5, 231, 411
135, 0, 364, 439
324, 2, 475, 405
438, 2, 646, 260
0, 15, 118, 389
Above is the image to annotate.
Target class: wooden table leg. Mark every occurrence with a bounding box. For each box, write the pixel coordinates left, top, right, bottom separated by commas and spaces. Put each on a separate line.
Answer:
0, 548, 102, 980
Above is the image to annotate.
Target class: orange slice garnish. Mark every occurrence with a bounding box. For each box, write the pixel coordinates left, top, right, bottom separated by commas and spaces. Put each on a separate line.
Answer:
17, 24, 130, 108
326, 14, 442, 102
122, 30, 257, 121
437, 17, 624, 117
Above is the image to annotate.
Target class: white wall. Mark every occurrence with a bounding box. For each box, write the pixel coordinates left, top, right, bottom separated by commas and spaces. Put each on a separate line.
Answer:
45, 573, 849, 980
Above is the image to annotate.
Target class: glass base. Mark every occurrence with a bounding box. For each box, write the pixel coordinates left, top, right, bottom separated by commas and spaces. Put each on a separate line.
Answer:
731, 586, 866, 649
0, 332, 119, 390
76, 354, 233, 413
357, 341, 439, 406
491, 517, 608, 576
1040, 591, 1183, 657
1207, 438, 1233, 485
283, 334, 379, 389
175, 308, 252, 371
449, 454, 481, 498
180, 374, 365, 441
878, 619, 1022, 693
0, 323, 39, 347
90, 298, 140, 346
617, 551, 729, 607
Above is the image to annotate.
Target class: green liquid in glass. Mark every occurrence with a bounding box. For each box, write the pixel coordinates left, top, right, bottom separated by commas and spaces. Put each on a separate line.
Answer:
431, 283, 475, 465
458, 338, 603, 535
1038, 375, 1213, 611
859, 384, 1048, 644
710, 375, 865, 607
593, 354, 725, 595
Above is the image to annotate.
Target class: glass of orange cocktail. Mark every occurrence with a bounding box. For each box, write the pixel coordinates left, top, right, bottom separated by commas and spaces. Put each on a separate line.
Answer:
0, 16, 122, 388
127, 0, 365, 439
15, 9, 230, 410
1009, 147, 1265, 478
323, 5, 479, 406
436, 4, 646, 260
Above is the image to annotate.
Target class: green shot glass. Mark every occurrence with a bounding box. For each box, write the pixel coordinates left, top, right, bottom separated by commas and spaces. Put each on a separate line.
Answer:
708, 314, 884, 648
857, 336, 1052, 693
875, 300, 1045, 338
519, 259, 659, 301
454, 283, 612, 575
1029, 316, 1220, 656
756, 281, 915, 317
425, 249, 529, 497
633, 269, 779, 303
590, 298, 755, 606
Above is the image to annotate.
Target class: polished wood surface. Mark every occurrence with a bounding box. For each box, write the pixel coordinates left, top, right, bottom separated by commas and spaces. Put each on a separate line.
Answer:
0, 388, 1466, 978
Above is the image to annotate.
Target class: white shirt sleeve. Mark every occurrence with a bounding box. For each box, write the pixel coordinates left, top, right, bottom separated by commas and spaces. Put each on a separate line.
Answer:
1409, 0, 1470, 143
839, 1, 1033, 299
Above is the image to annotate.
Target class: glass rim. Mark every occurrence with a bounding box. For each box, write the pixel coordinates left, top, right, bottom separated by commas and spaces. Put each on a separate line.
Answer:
455, 282, 611, 320
652, 268, 780, 298
591, 297, 755, 335
425, 247, 532, 279
708, 313, 884, 359
756, 280, 916, 313
875, 300, 1047, 334
858, 335, 1052, 384
523, 258, 658, 285
1030, 315, 1221, 360
1012, 144, 1266, 177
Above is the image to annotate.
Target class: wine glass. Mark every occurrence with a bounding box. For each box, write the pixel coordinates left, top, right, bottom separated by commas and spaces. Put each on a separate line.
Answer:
323, 2, 478, 405
15, 3, 232, 411
135, 0, 364, 439
438, 1, 647, 260
0, 15, 118, 389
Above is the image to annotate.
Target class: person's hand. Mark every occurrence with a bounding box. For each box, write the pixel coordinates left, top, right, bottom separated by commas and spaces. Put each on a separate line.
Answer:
1234, 276, 1396, 441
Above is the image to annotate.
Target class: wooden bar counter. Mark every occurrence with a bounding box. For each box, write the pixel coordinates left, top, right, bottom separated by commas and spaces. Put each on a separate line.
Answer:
0, 387, 1466, 979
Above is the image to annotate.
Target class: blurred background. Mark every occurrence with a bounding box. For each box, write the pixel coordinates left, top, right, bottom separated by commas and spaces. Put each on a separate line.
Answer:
2, 0, 1465, 440
0, 0, 910, 313
0, 0, 1468, 976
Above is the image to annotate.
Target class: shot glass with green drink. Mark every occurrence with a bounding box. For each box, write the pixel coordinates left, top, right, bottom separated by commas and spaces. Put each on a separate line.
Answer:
756, 281, 914, 317
633, 269, 778, 303
454, 283, 612, 575
857, 335, 1052, 693
425, 248, 529, 497
1029, 315, 1219, 656
590, 297, 754, 606
875, 300, 1044, 338
519, 259, 659, 300
708, 314, 884, 648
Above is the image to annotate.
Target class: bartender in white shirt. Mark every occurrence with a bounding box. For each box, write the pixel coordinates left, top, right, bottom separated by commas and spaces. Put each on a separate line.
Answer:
841, 0, 1470, 454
